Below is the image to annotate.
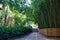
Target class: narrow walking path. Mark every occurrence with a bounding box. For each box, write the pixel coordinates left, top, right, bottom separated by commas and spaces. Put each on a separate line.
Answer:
8, 32, 47, 40
8, 29, 60, 40
8, 28, 46, 40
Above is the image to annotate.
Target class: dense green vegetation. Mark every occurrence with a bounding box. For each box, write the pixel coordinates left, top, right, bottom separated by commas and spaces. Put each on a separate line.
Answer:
0, 25, 32, 39
0, 0, 33, 39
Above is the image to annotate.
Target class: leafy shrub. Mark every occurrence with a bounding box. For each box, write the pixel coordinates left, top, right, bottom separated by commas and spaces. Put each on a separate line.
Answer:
0, 25, 32, 39
24, 26, 32, 32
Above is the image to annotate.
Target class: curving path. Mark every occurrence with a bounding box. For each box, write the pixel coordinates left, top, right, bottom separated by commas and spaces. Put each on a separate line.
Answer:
8, 32, 46, 40
8, 29, 60, 40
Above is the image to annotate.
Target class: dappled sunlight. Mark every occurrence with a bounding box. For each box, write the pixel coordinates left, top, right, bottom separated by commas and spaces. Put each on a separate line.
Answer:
29, 21, 38, 29
31, 24, 38, 29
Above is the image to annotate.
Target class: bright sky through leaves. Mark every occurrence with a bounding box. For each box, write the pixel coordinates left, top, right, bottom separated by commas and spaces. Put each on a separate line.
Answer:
25, 0, 31, 6
0, 4, 3, 8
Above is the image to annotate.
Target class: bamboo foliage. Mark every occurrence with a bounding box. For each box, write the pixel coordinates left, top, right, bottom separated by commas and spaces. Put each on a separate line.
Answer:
30, 0, 59, 29
38, 0, 60, 29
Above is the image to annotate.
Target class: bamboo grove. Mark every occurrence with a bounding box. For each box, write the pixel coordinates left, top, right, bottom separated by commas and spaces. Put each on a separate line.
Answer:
36, 0, 60, 29
0, 0, 60, 29
26, 0, 60, 29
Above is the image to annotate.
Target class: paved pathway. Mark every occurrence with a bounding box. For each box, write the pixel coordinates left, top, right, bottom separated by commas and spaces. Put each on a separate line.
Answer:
8, 32, 47, 40
8, 29, 60, 40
